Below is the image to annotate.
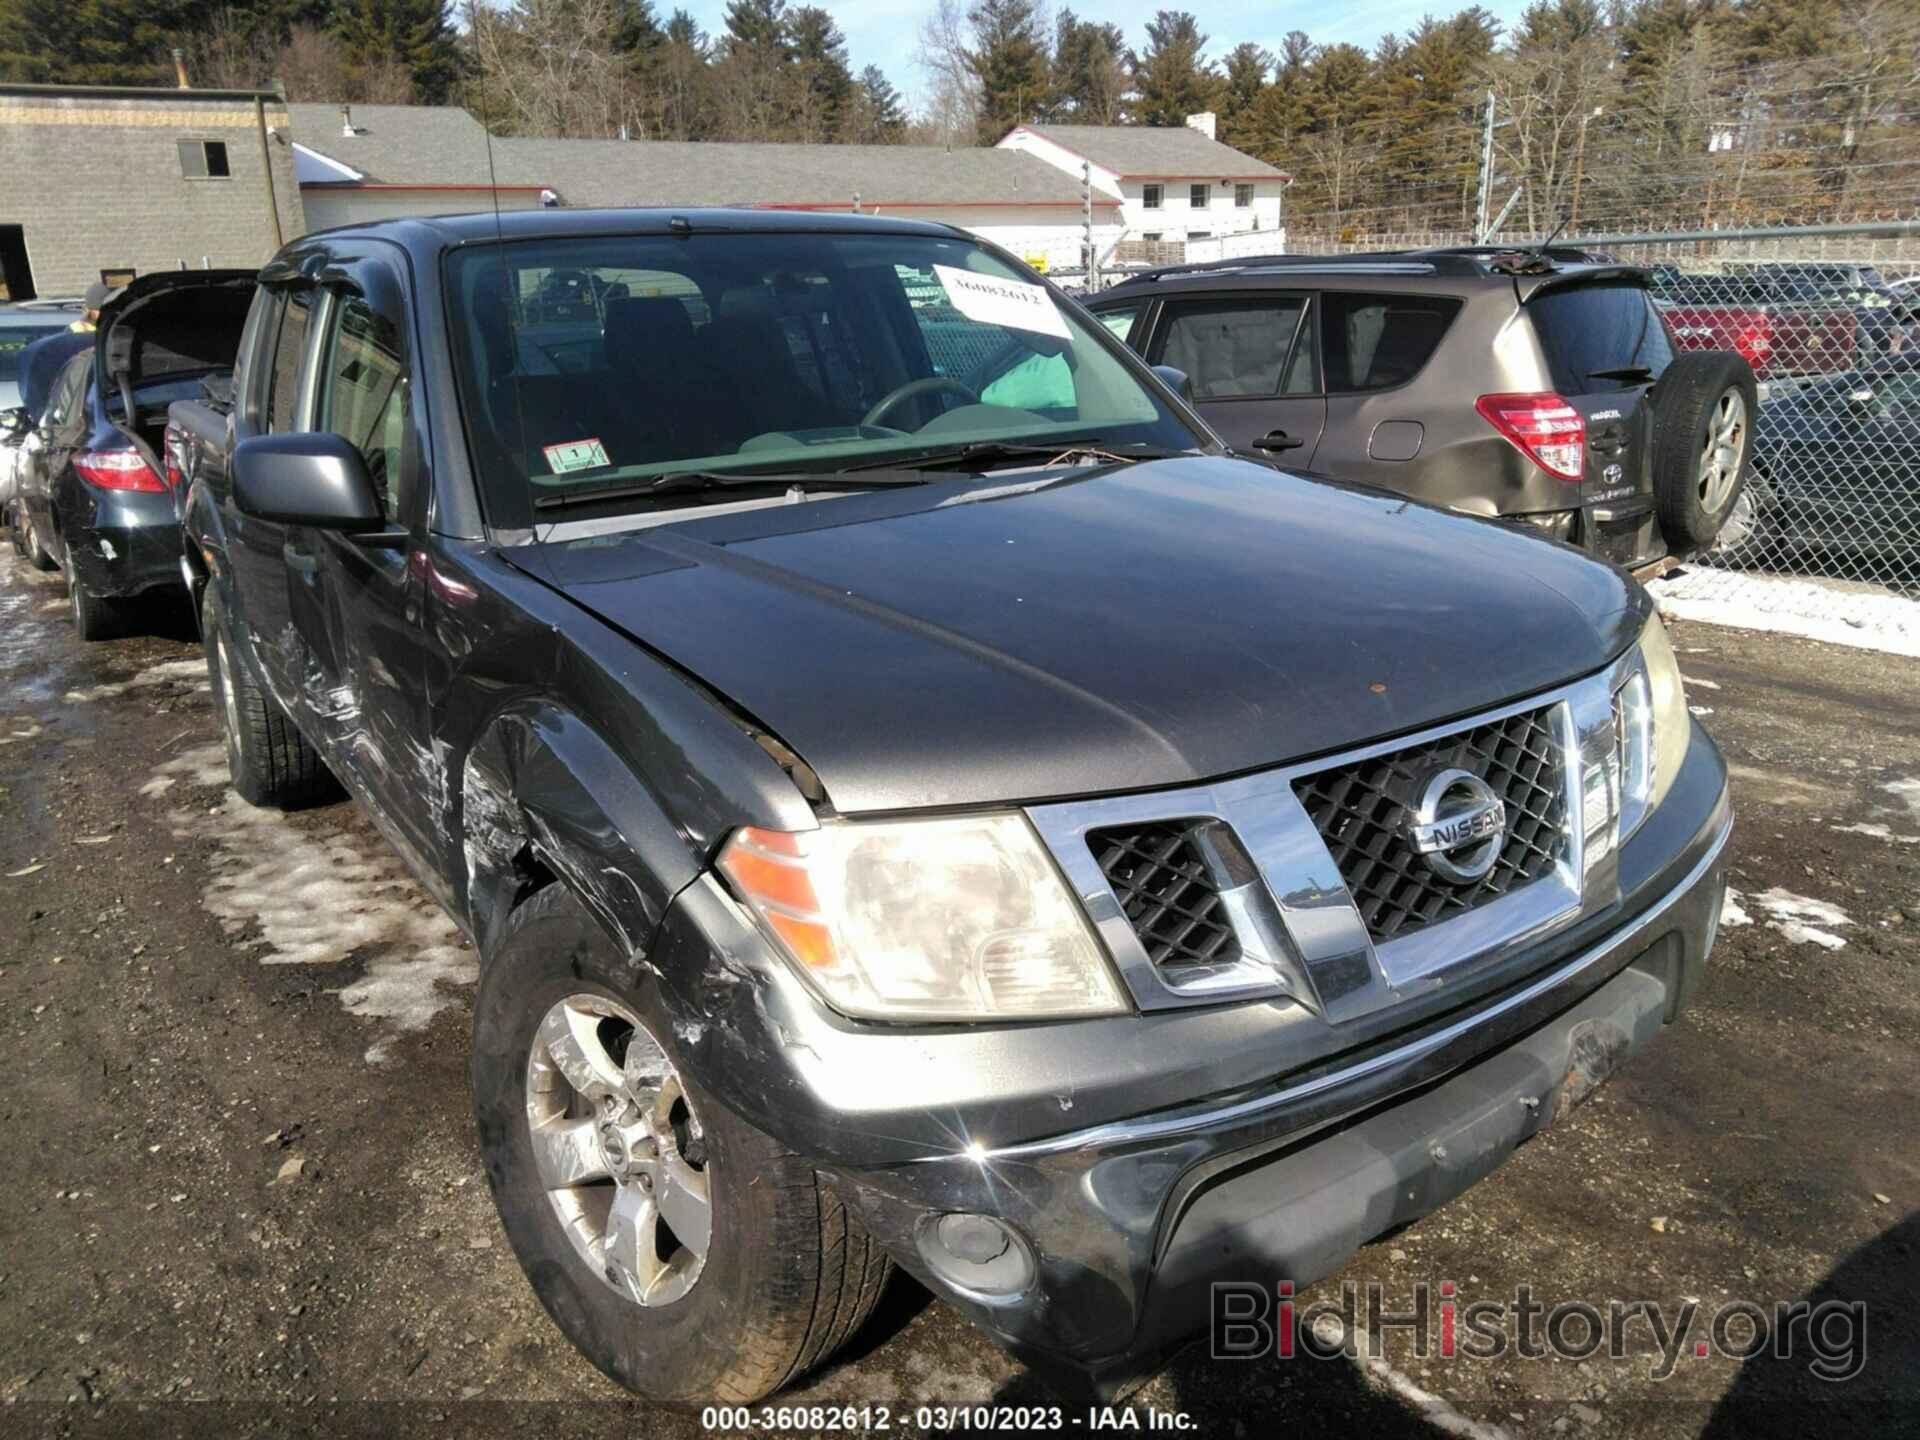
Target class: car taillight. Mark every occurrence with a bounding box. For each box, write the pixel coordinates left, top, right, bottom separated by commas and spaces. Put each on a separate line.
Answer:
1475, 392, 1585, 482
1733, 323, 1772, 362
73, 448, 168, 493
162, 424, 185, 488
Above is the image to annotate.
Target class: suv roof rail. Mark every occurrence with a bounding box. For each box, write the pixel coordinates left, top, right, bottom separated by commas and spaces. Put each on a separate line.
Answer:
1118, 250, 1494, 283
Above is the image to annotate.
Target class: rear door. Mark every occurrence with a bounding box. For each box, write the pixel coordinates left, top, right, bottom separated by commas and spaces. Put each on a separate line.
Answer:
32, 352, 93, 563
1142, 293, 1326, 458
224, 281, 318, 698
1526, 279, 1676, 561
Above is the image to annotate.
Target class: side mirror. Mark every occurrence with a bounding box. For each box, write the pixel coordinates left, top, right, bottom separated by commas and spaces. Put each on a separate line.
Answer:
232, 432, 383, 530
1847, 386, 1877, 412
1152, 364, 1196, 403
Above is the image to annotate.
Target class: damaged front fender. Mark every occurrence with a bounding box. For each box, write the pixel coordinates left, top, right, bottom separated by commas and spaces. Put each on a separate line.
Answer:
461, 701, 707, 964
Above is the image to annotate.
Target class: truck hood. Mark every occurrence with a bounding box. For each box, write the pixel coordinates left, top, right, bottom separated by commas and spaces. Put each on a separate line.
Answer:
515, 456, 1649, 813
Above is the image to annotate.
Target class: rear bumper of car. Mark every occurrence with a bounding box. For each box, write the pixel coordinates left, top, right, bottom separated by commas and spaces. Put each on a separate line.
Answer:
63, 489, 185, 598
651, 727, 1731, 1389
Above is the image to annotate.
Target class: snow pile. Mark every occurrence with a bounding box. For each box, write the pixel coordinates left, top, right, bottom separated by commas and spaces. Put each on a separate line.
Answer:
1647, 569, 1920, 658
1722, 885, 1855, 950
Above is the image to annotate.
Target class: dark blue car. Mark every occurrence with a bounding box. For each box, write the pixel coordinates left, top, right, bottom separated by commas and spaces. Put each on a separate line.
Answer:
16, 271, 254, 637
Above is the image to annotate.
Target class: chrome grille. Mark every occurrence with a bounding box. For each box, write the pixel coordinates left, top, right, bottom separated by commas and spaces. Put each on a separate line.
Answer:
1088, 821, 1241, 970
1293, 707, 1568, 942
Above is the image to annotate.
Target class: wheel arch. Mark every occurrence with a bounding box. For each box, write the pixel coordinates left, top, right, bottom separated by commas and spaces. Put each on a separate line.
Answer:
461, 699, 709, 971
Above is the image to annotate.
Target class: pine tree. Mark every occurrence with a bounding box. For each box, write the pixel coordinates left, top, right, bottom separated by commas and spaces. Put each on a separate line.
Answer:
332, 0, 459, 102
964, 0, 1051, 144
1051, 9, 1127, 122
852, 63, 907, 142
787, 6, 853, 140
1131, 10, 1221, 126
1219, 42, 1269, 147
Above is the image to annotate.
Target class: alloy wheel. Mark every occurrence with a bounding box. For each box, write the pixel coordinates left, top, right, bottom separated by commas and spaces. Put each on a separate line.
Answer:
1697, 388, 1748, 512
525, 994, 711, 1307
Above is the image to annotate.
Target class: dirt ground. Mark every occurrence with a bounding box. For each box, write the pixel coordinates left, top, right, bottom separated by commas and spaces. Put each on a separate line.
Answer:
0, 548, 1915, 1440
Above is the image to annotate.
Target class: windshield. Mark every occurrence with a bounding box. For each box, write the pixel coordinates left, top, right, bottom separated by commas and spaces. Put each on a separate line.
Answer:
444, 230, 1201, 526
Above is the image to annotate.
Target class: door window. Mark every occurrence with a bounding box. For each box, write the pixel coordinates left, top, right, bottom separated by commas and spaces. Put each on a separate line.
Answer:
1095, 305, 1143, 344
1155, 298, 1307, 399
267, 290, 315, 433
46, 354, 91, 434
1321, 293, 1461, 392
315, 292, 409, 519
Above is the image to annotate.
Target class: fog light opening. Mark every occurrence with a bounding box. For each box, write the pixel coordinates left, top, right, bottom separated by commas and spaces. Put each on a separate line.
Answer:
915, 1212, 1036, 1304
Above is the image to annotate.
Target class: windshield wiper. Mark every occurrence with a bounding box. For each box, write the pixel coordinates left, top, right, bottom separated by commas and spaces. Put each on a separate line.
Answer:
1587, 364, 1656, 383
842, 440, 1194, 474
532, 468, 931, 512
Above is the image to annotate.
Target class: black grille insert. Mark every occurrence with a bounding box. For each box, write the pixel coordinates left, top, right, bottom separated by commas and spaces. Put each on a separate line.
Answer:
1089, 820, 1241, 969
1293, 707, 1568, 943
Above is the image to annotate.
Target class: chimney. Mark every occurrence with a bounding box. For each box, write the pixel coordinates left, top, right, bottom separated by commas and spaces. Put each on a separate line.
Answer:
1184, 111, 1216, 141
172, 47, 191, 89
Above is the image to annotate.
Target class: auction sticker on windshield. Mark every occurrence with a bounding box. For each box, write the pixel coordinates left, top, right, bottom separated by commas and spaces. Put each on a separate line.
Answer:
544, 438, 611, 475
934, 264, 1070, 340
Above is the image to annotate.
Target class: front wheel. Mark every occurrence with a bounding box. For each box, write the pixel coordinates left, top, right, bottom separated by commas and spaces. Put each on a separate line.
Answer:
23, 512, 56, 571
473, 886, 892, 1405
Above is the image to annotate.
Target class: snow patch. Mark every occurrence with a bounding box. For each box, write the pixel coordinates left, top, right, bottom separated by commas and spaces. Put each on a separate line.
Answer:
1883, 777, 1920, 826
1647, 570, 1920, 658
1728, 886, 1854, 950
1830, 821, 1920, 846
65, 657, 211, 704
1682, 675, 1722, 690
155, 760, 473, 1063
139, 742, 229, 797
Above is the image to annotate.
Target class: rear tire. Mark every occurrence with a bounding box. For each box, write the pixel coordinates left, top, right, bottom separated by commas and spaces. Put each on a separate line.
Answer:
24, 513, 56, 571
1651, 352, 1758, 553
474, 885, 892, 1406
202, 585, 337, 808
69, 569, 119, 641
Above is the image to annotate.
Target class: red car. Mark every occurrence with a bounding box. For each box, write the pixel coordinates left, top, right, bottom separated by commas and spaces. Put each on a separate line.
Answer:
1659, 282, 1858, 379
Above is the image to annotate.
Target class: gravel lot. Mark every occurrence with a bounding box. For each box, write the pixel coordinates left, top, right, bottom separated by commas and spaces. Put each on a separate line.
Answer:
1, 547, 1915, 1439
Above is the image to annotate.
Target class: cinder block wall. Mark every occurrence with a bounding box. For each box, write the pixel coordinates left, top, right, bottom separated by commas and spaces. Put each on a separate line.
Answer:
0, 90, 304, 298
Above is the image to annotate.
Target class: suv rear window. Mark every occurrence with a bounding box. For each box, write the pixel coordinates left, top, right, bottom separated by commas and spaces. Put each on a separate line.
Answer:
1322, 293, 1459, 392
1529, 282, 1674, 394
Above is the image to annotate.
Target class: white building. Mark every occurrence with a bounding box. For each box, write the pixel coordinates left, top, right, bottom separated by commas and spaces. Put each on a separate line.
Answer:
997, 114, 1289, 260
289, 104, 1124, 273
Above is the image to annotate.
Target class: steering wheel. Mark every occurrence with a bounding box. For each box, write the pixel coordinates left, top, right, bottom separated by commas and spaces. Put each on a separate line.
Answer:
862, 376, 979, 429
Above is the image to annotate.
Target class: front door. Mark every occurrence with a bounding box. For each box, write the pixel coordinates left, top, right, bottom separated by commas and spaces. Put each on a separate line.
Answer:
294, 248, 449, 891
1145, 294, 1328, 460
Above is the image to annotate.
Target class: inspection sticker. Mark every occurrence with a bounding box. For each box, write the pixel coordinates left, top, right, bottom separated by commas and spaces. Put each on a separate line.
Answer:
933, 264, 1070, 340
543, 438, 611, 474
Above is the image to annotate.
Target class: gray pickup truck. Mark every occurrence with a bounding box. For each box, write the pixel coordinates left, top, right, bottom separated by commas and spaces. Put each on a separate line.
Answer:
169, 209, 1732, 1403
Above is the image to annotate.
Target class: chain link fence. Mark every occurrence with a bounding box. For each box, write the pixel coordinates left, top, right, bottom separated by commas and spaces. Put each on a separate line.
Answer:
1586, 226, 1919, 626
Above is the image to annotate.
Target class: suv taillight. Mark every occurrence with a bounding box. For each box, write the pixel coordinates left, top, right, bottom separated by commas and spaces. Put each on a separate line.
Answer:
162, 424, 185, 488
74, 449, 168, 493
1475, 392, 1585, 482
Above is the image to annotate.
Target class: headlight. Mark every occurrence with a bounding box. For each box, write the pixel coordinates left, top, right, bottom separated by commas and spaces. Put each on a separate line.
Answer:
1616, 615, 1690, 839
718, 815, 1126, 1022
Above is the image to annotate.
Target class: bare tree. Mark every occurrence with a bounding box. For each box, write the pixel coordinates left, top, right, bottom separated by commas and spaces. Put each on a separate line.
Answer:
914, 0, 981, 146
463, 0, 645, 138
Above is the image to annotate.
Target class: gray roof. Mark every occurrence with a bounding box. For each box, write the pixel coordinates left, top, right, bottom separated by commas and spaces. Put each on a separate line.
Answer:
290, 102, 1115, 209
290, 102, 493, 186
493, 137, 1109, 209
1011, 124, 1286, 180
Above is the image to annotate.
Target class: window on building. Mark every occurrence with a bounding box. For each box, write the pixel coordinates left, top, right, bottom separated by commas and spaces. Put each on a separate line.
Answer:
1190, 183, 1211, 209
1191, 231, 1212, 241
1235, 184, 1255, 208
178, 140, 231, 180
1142, 232, 1163, 242
1142, 184, 1163, 210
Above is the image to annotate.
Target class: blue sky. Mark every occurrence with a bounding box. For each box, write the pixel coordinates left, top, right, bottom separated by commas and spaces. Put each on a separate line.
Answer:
672, 1, 1537, 108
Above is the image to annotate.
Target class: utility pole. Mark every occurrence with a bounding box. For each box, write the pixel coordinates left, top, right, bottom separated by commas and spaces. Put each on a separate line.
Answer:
1082, 161, 1098, 290
1569, 106, 1601, 232
1474, 88, 1496, 242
